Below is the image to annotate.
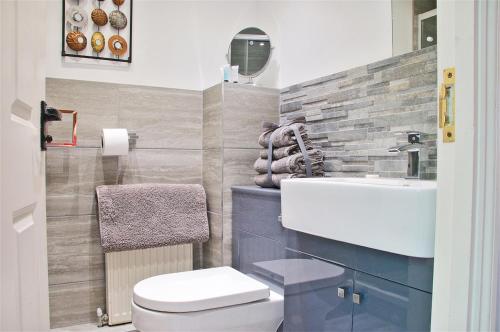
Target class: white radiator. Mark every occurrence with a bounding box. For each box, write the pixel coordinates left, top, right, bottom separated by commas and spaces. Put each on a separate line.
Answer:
105, 244, 193, 325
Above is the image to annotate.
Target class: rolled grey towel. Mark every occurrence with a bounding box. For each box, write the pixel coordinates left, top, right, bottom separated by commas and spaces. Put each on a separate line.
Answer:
273, 123, 309, 148
262, 121, 279, 131
257, 117, 307, 148
258, 123, 308, 148
254, 173, 310, 188
253, 158, 324, 175
257, 121, 279, 149
254, 149, 325, 174
96, 183, 209, 253
273, 152, 324, 174
258, 128, 276, 148
259, 143, 314, 160
281, 116, 306, 126
253, 174, 276, 188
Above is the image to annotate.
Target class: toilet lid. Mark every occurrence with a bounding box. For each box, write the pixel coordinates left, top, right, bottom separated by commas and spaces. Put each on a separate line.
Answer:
133, 266, 270, 313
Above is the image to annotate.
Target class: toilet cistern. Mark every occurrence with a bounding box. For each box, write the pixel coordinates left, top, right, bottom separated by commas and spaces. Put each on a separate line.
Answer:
388, 131, 424, 179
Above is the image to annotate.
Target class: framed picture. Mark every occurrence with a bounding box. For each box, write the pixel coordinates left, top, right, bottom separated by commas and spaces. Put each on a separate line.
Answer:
62, 0, 133, 63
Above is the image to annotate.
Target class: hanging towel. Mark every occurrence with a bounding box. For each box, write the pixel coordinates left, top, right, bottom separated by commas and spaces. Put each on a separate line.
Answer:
96, 183, 209, 253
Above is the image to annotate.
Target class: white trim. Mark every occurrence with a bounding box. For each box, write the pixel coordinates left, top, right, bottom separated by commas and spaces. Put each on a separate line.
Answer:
233, 34, 270, 41
431, 0, 476, 330
496, 57, 500, 330
469, 1, 500, 330
418, 8, 437, 49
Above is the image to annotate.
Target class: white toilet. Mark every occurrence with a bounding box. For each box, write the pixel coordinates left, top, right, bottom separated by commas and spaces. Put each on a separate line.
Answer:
132, 266, 284, 332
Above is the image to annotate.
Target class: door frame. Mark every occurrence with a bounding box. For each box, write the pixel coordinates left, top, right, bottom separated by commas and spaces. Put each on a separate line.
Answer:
468, 1, 500, 330
431, 0, 500, 330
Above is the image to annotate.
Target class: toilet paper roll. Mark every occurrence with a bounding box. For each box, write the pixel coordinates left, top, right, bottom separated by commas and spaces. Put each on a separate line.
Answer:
101, 128, 129, 156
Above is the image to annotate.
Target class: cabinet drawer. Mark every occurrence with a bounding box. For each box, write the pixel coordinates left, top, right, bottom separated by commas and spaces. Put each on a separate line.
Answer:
232, 187, 284, 243
284, 250, 354, 332
352, 271, 432, 332
286, 230, 434, 293
237, 231, 285, 287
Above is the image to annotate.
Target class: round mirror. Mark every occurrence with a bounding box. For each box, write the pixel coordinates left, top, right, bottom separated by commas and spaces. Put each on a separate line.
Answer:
228, 27, 271, 77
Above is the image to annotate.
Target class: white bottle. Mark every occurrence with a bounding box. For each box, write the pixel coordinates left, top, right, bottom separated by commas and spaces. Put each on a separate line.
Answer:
231, 65, 239, 83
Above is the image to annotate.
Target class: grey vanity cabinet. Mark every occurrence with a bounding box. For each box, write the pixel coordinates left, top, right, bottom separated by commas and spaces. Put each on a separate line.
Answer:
284, 249, 432, 332
232, 186, 285, 285
231, 186, 433, 332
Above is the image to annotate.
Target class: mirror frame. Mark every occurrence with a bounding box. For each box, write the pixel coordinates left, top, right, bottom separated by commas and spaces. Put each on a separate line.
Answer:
226, 27, 273, 79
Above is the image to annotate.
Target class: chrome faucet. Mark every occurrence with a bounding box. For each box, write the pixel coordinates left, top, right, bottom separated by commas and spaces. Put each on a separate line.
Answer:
388, 131, 423, 179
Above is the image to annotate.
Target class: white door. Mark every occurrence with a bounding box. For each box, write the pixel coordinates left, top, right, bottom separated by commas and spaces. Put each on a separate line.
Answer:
0, 1, 50, 331
432, 0, 500, 331
431, 0, 475, 330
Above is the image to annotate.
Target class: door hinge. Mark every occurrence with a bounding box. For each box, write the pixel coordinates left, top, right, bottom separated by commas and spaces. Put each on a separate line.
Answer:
439, 67, 456, 143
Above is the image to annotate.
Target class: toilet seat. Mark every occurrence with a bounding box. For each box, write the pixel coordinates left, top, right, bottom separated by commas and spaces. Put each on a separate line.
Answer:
132, 267, 283, 332
133, 266, 270, 312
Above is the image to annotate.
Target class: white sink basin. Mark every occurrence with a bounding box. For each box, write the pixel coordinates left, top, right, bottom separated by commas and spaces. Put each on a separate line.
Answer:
281, 177, 436, 258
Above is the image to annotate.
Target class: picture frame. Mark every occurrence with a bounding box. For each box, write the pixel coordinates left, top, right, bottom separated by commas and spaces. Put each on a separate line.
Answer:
61, 0, 133, 63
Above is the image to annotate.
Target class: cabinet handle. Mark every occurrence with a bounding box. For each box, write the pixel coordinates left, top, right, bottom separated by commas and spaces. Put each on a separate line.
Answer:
337, 287, 346, 298
353, 293, 361, 304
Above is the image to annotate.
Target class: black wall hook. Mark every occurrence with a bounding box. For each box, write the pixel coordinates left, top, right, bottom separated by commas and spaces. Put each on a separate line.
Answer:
41, 101, 62, 151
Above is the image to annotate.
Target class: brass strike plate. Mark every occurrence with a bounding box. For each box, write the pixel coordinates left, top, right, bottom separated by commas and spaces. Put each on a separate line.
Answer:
439, 67, 456, 143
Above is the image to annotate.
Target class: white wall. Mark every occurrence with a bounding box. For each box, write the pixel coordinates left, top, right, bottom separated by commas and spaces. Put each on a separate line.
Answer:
392, 0, 413, 56
46, 0, 261, 90
191, 1, 279, 89
260, 1, 393, 88
46, 0, 393, 90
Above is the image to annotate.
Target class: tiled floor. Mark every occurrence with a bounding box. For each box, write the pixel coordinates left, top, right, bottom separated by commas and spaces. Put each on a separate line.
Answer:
51, 323, 137, 332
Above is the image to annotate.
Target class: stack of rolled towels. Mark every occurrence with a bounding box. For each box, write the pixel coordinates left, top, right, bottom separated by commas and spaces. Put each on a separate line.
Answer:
254, 118, 325, 188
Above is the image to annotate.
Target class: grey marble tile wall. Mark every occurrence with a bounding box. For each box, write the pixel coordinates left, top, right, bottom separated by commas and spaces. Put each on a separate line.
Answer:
202, 83, 279, 268
279, 46, 437, 179
45, 78, 203, 328
202, 85, 223, 268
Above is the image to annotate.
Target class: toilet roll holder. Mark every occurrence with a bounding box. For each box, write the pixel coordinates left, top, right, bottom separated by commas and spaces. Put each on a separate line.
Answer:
128, 132, 139, 149
41, 101, 78, 150
41, 101, 139, 152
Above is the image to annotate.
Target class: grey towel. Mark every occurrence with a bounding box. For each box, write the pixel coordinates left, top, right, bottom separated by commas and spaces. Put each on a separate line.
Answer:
258, 123, 308, 148
96, 183, 209, 253
260, 117, 305, 134
259, 144, 313, 160
254, 173, 307, 188
254, 150, 325, 174
262, 121, 279, 132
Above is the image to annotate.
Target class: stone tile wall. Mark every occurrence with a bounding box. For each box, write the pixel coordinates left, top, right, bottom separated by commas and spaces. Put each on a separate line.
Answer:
279, 46, 437, 179
45, 78, 203, 328
202, 83, 279, 267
